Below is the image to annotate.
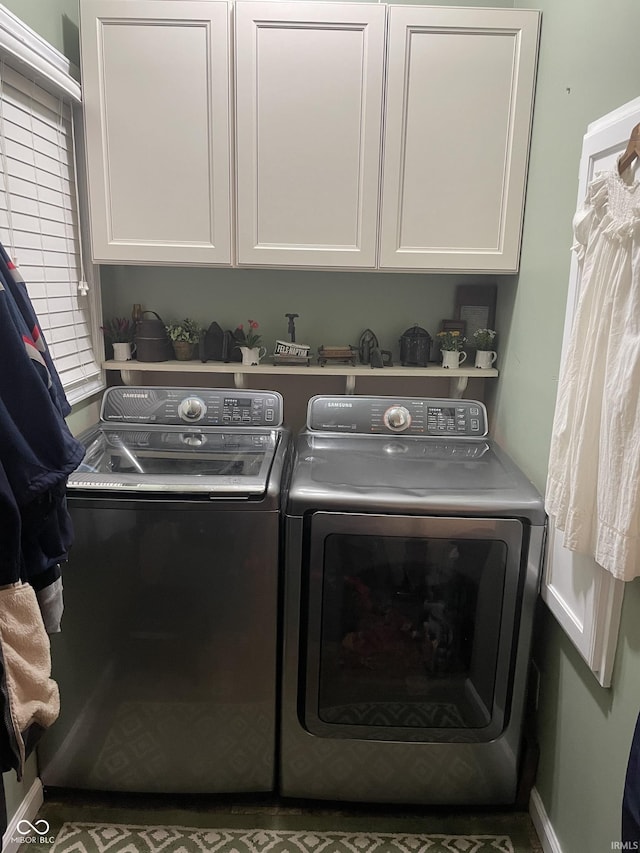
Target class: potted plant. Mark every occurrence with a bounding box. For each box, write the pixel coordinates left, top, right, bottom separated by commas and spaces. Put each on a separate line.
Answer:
472, 328, 497, 369
436, 330, 467, 369
101, 317, 134, 360
234, 319, 266, 365
166, 318, 201, 360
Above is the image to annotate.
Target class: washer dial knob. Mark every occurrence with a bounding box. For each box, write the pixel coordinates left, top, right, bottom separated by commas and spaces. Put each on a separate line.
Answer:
178, 396, 206, 422
384, 405, 411, 432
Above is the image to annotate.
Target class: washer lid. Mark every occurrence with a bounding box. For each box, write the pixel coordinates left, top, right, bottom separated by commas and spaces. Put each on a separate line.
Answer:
69, 425, 280, 495
287, 432, 545, 522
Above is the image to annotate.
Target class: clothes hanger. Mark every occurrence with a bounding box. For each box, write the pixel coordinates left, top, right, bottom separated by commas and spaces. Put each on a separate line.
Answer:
618, 122, 640, 176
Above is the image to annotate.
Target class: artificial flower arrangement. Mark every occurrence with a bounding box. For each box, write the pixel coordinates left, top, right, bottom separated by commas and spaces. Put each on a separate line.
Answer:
101, 317, 134, 343
437, 330, 466, 351
100, 317, 135, 344
473, 328, 497, 350
165, 318, 201, 344
235, 319, 262, 349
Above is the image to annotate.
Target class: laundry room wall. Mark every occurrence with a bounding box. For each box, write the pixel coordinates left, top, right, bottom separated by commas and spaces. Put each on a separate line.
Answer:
489, 1, 640, 851
1, 0, 79, 65
5, 0, 640, 850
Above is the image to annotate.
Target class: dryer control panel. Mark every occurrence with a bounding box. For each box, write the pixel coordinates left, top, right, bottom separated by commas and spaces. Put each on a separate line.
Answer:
307, 396, 488, 437
101, 387, 283, 427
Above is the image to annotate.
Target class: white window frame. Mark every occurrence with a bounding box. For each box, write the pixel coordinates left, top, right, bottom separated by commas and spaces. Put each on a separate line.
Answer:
0, 4, 104, 406
541, 98, 640, 688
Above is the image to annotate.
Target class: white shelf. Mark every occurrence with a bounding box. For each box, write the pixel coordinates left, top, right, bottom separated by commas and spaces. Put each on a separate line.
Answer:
104, 360, 498, 396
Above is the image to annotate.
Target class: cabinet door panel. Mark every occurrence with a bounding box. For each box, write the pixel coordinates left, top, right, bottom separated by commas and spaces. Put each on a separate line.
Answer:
380, 7, 539, 273
236, 2, 385, 268
81, 0, 232, 265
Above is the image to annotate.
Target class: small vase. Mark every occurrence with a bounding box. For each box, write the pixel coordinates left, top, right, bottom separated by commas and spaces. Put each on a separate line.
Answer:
475, 350, 497, 369
112, 341, 135, 361
441, 349, 467, 369
172, 340, 195, 361
239, 346, 267, 366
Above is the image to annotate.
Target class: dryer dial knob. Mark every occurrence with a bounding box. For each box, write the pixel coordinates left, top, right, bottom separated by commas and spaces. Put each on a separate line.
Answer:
384, 405, 411, 432
178, 396, 206, 422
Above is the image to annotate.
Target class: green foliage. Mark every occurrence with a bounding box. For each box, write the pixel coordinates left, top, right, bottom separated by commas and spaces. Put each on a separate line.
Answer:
473, 328, 497, 351
437, 330, 466, 351
166, 318, 201, 344
235, 319, 262, 349
101, 317, 133, 343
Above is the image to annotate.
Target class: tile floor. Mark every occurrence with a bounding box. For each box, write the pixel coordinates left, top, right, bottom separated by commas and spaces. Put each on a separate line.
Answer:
36, 790, 543, 853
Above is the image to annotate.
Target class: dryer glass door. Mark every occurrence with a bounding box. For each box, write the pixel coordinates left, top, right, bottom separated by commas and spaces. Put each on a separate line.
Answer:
303, 512, 524, 743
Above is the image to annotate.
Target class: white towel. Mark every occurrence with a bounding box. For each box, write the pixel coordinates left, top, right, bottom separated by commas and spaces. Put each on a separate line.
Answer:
0, 582, 59, 775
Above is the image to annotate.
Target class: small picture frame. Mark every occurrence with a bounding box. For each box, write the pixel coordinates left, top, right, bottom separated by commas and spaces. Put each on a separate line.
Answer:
454, 284, 497, 344
439, 319, 467, 336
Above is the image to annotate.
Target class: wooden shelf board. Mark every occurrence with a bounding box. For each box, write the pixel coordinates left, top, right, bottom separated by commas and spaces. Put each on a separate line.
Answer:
103, 360, 498, 379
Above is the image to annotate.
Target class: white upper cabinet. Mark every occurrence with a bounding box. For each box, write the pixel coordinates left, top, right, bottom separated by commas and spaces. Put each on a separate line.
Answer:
379, 7, 540, 273
79, 1, 539, 271
235, 2, 385, 268
80, 0, 233, 265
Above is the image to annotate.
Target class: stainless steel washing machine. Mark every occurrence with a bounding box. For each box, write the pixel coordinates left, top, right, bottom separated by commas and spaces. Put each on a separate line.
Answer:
38, 386, 290, 794
281, 395, 546, 805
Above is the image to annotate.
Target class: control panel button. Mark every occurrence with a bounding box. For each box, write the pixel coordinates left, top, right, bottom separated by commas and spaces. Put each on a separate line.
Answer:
384, 405, 412, 432
178, 396, 206, 422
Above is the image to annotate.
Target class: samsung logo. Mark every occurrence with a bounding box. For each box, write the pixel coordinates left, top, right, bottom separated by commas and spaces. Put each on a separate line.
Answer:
327, 402, 353, 408
123, 392, 148, 398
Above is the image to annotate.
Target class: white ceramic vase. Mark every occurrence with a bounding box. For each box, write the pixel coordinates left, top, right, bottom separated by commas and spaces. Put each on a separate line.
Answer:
475, 350, 497, 369
239, 346, 267, 366
112, 341, 135, 361
441, 349, 467, 369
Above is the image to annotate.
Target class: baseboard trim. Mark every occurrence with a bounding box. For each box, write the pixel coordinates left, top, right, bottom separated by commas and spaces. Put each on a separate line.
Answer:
2, 778, 44, 853
530, 786, 563, 853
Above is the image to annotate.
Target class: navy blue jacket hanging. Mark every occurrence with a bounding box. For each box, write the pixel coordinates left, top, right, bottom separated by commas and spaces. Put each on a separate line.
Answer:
0, 243, 83, 587
0, 240, 84, 779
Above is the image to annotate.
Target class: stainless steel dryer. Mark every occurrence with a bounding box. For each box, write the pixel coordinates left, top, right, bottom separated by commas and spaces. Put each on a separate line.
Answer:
39, 386, 290, 794
281, 395, 545, 805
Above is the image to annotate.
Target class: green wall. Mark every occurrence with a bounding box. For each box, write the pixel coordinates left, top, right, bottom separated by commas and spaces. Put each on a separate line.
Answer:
100, 265, 496, 362
497, 1, 640, 851
7, 1, 640, 851
1, 0, 80, 67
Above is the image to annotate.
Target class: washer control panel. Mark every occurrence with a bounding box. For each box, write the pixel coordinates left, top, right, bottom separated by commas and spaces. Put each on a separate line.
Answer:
101, 387, 283, 427
307, 396, 488, 437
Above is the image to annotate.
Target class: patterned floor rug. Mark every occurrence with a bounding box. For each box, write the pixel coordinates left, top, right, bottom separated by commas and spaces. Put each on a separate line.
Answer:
50, 822, 516, 853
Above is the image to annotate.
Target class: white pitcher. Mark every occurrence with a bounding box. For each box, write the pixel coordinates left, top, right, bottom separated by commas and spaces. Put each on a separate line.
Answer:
441, 350, 467, 369
475, 350, 497, 369
239, 346, 267, 366
112, 341, 135, 361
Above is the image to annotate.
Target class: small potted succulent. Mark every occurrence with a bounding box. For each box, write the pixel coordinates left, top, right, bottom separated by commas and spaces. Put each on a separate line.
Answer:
166, 318, 201, 360
472, 328, 497, 369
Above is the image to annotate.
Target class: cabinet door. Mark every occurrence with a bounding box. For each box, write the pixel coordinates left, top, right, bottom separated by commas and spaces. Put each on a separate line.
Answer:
379, 7, 540, 273
81, 0, 232, 265
235, 2, 385, 268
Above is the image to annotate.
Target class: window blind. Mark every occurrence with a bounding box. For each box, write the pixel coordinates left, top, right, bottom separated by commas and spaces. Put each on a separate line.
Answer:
0, 61, 102, 405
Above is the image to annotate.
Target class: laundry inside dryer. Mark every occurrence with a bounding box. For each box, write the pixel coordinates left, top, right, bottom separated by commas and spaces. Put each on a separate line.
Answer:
314, 533, 505, 735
